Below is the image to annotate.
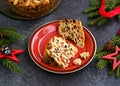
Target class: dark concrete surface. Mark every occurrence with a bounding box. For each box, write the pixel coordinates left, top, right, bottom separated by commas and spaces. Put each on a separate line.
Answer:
0, 0, 120, 86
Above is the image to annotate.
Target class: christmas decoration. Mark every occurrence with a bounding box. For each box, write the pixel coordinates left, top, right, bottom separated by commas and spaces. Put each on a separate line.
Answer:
94, 29, 120, 78
99, 0, 120, 18
0, 44, 24, 63
83, 0, 120, 26
102, 46, 120, 70
0, 27, 24, 73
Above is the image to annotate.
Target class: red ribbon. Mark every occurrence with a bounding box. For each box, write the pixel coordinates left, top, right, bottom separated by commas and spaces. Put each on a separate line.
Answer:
99, 0, 120, 18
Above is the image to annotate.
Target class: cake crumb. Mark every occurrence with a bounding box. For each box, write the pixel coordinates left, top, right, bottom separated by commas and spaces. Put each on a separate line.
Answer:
73, 58, 82, 66
80, 52, 89, 59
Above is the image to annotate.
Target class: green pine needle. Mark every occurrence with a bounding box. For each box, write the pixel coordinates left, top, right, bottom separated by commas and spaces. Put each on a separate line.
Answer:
0, 59, 21, 73
88, 11, 99, 18
97, 17, 108, 26
90, 0, 101, 6
116, 54, 120, 61
83, 0, 120, 26
108, 70, 114, 75
112, 36, 120, 41
94, 51, 108, 60
0, 39, 11, 47
118, 15, 120, 21
88, 16, 103, 26
0, 27, 23, 73
0, 29, 23, 42
111, 36, 120, 47
0, 27, 17, 32
94, 34, 120, 78
115, 66, 120, 78
96, 59, 107, 70
82, 7, 99, 13
96, 46, 104, 53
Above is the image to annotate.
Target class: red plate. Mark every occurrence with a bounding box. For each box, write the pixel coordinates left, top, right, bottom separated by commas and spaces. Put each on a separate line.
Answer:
28, 20, 97, 74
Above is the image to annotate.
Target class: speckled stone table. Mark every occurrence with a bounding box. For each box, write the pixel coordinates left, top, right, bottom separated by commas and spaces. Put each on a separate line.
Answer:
0, 0, 120, 86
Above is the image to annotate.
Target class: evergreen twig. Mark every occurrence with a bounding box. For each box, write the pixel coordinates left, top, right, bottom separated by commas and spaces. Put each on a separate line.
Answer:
82, 7, 99, 13
118, 15, 120, 21
96, 59, 107, 70
1, 30, 23, 42
0, 59, 21, 73
94, 34, 120, 78
83, 0, 120, 26
116, 66, 120, 78
88, 16, 103, 26
0, 27, 23, 73
88, 11, 99, 18
97, 17, 108, 26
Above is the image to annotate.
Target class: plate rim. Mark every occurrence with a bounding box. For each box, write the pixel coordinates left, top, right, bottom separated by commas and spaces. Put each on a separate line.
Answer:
28, 20, 97, 74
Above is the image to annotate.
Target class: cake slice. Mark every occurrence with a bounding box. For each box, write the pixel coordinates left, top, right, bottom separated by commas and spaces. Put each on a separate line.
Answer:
58, 19, 85, 48
43, 36, 78, 68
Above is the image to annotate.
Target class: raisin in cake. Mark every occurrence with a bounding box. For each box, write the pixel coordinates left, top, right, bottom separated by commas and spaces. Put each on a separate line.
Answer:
8, 0, 55, 18
58, 19, 85, 48
43, 36, 78, 68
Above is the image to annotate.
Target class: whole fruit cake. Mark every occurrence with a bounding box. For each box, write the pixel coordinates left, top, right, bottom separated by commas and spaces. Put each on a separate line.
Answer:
8, 0, 55, 18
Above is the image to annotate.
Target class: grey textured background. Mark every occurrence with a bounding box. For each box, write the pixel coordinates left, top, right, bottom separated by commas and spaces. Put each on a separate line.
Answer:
0, 0, 120, 86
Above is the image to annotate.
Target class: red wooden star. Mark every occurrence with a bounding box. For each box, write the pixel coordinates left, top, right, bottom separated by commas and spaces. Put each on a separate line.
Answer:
102, 46, 120, 70
0, 49, 24, 63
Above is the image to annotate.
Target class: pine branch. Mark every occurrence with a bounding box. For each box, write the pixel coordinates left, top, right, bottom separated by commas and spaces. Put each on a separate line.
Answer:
111, 36, 120, 47
0, 58, 21, 73
117, 0, 120, 4
88, 16, 103, 26
96, 46, 104, 53
118, 15, 120, 21
105, 0, 118, 11
116, 54, 120, 61
82, 7, 99, 13
97, 17, 108, 26
0, 39, 11, 47
88, 11, 99, 18
90, 0, 101, 6
108, 69, 114, 75
0, 27, 17, 32
94, 33, 120, 78
115, 65, 120, 78
0, 30, 23, 42
0, 27, 23, 73
82, 0, 120, 26
96, 59, 108, 70
94, 51, 108, 60
112, 36, 120, 41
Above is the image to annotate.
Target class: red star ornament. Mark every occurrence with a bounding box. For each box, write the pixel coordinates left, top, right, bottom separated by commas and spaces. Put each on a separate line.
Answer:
99, 0, 120, 18
102, 46, 120, 70
0, 49, 24, 63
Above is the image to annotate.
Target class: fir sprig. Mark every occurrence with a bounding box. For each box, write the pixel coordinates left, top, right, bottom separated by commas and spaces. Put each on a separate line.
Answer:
0, 58, 21, 73
96, 59, 107, 70
0, 28, 23, 43
116, 66, 120, 78
118, 15, 120, 21
83, 0, 120, 26
94, 35, 120, 78
0, 27, 23, 73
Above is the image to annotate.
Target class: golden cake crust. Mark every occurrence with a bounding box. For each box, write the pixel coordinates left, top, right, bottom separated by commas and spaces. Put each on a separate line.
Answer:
8, 0, 55, 18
